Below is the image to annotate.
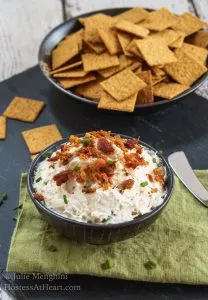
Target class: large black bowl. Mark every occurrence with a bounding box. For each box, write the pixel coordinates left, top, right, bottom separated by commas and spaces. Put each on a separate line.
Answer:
27, 133, 174, 245
38, 8, 208, 113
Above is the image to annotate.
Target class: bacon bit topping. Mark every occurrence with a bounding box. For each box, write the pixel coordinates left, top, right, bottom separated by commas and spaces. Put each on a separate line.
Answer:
111, 135, 126, 152
120, 179, 134, 190
68, 135, 80, 147
147, 174, 154, 182
90, 130, 111, 139
82, 187, 96, 193
33, 193, 44, 201
76, 170, 87, 184
125, 138, 137, 149
153, 167, 165, 184
53, 170, 74, 186
136, 145, 143, 155
125, 153, 148, 169
48, 156, 58, 162
151, 188, 158, 193
97, 138, 114, 154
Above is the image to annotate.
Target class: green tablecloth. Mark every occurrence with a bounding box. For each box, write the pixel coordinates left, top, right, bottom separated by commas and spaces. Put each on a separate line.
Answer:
6, 171, 208, 284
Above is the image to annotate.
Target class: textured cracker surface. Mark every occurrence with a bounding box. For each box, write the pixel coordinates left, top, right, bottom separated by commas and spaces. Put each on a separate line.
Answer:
82, 52, 119, 72
98, 91, 137, 112
3, 97, 45, 122
0, 116, 6, 140
153, 82, 189, 99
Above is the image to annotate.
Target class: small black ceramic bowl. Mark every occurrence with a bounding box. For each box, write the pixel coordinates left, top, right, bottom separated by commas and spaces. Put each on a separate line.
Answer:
38, 7, 208, 114
27, 133, 174, 245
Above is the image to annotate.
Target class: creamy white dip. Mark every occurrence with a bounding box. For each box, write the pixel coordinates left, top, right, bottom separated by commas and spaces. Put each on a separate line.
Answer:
33, 132, 166, 224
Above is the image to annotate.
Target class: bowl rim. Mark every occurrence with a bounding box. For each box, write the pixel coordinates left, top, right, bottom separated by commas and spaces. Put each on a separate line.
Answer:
38, 7, 208, 110
27, 133, 174, 229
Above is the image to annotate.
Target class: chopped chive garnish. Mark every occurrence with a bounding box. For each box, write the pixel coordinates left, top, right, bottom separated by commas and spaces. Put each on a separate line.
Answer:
43, 152, 52, 159
36, 177, 42, 183
140, 181, 148, 187
13, 204, 23, 211
44, 181, 48, 185
63, 195, 68, 204
73, 165, 81, 172
152, 158, 157, 163
49, 164, 55, 169
102, 215, 112, 223
81, 138, 91, 145
84, 182, 92, 188
48, 245, 58, 252
101, 259, 113, 270
12, 217, 17, 221
107, 160, 115, 165
144, 260, 156, 270
1, 192, 7, 201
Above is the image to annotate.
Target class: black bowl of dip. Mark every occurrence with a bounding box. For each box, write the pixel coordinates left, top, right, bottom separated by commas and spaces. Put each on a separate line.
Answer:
27, 133, 174, 245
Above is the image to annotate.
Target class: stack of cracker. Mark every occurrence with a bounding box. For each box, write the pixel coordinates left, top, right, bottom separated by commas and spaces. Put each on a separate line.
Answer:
50, 8, 208, 112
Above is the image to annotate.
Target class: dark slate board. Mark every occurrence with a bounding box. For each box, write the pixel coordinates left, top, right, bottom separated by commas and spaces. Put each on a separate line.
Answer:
0, 66, 208, 299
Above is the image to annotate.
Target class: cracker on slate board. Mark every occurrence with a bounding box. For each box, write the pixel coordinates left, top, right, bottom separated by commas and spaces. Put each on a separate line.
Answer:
164, 48, 207, 86
0, 116, 6, 140
171, 12, 207, 37
139, 8, 177, 31
115, 20, 149, 38
181, 43, 208, 65
82, 52, 119, 72
136, 71, 153, 104
3, 97, 45, 123
58, 74, 96, 89
136, 38, 177, 66
98, 91, 137, 112
98, 27, 122, 55
113, 7, 149, 23
100, 69, 146, 101
153, 82, 189, 99
22, 124, 62, 154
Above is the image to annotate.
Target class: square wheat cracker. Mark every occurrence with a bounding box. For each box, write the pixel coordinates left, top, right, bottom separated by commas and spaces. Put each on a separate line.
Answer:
85, 41, 106, 54
3, 97, 45, 122
139, 8, 177, 31
171, 13, 206, 37
164, 48, 207, 86
0, 116, 6, 140
149, 29, 182, 46
113, 8, 149, 23
181, 43, 208, 65
50, 61, 82, 75
136, 38, 177, 66
169, 33, 185, 48
53, 68, 88, 78
98, 55, 133, 78
22, 124, 62, 154
58, 74, 96, 89
98, 91, 137, 112
117, 32, 133, 57
115, 20, 149, 38
136, 71, 154, 104
52, 30, 83, 70
82, 52, 119, 72
75, 79, 103, 101
186, 31, 208, 49
98, 27, 122, 55
153, 82, 189, 99
100, 69, 146, 101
